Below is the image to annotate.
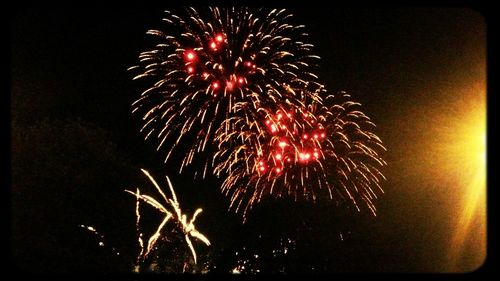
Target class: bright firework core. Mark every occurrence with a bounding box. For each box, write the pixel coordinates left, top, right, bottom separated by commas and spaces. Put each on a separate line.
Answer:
183, 33, 252, 96
256, 109, 327, 176
213, 92, 386, 217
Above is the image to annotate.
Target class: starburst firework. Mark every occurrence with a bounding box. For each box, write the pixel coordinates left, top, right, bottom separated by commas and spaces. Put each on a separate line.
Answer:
214, 92, 386, 218
129, 7, 323, 175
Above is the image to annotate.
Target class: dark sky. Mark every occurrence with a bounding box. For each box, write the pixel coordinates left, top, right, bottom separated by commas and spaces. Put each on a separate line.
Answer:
10, 5, 491, 274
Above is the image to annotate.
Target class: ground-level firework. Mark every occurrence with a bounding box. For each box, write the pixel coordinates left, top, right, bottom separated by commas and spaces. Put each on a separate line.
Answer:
125, 169, 210, 268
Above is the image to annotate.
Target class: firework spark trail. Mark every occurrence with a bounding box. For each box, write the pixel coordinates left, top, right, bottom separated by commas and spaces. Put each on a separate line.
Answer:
125, 169, 210, 265
214, 91, 386, 219
130, 7, 323, 175
78, 224, 121, 256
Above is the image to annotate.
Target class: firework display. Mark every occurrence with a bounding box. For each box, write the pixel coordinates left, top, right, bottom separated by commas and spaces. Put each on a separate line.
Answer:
214, 92, 386, 218
125, 169, 210, 266
130, 7, 385, 219
129, 7, 323, 174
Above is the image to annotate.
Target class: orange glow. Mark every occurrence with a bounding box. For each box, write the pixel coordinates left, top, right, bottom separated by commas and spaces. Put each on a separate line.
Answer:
448, 121, 486, 272
428, 82, 487, 272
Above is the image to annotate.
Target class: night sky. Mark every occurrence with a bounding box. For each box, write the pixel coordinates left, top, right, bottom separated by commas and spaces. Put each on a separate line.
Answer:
10, 4, 493, 276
